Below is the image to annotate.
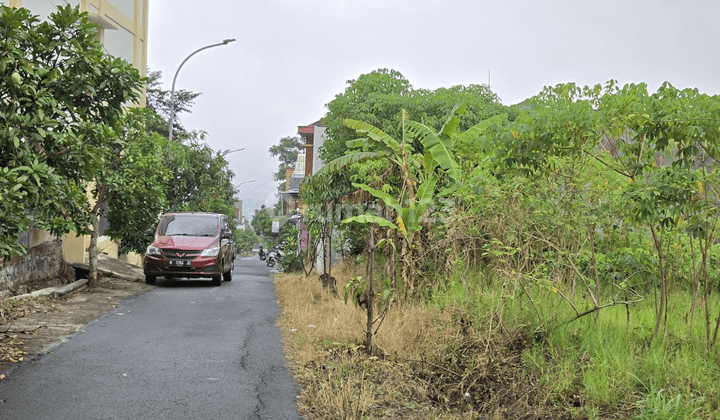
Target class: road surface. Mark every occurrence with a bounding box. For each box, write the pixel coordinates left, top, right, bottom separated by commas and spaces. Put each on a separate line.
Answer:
0, 255, 301, 420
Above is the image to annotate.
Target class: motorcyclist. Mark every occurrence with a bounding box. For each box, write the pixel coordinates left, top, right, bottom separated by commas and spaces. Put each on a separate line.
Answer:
258, 245, 266, 261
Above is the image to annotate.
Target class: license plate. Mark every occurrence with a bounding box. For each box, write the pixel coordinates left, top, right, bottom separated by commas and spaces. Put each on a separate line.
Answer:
170, 260, 190, 267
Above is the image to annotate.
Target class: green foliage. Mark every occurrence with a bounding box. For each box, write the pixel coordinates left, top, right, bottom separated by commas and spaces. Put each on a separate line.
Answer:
343, 275, 367, 307
0, 5, 142, 258
144, 69, 200, 138
251, 206, 273, 237
161, 136, 237, 216
337, 216, 369, 256
100, 92, 239, 257
269, 135, 304, 183
415, 79, 720, 416
431, 266, 720, 417
277, 222, 302, 272
320, 69, 507, 163
321, 69, 413, 162
308, 69, 720, 415
104, 108, 171, 255
235, 225, 258, 253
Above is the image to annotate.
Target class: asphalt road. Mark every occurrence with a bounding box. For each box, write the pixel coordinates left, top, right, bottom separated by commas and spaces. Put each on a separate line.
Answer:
0, 255, 301, 420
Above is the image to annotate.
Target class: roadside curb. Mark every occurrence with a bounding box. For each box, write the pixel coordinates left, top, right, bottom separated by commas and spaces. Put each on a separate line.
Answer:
8, 279, 89, 301
5, 255, 143, 303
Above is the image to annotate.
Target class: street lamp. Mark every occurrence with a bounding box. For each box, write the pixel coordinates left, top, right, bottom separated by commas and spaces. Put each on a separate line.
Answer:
235, 180, 256, 188
167, 38, 236, 141
222, 148, 245, 157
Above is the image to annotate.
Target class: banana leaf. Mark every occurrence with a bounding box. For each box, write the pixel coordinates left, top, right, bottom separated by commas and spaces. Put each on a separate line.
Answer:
406, 120, 462, 183
312, 151, 382, 176
342, 214, 400, 232
343, 119, 401, 156
455, 113, 508, 145
351, 182, 401, 212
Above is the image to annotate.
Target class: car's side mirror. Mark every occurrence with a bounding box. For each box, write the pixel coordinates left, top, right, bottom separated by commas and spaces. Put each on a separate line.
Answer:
144, 229, 154, 237
221, 230, 233, 239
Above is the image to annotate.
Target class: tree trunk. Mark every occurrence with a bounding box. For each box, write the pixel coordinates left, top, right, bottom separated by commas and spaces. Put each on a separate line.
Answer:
365, 228, 375, 351
322, 223, 329, 276
588, 224, 600, 321
400, 239, 410, 296
650, 225, 666, 338
703, 226, 713, 346
88, 184, 107, 288
328, 225, 332, 279
687, 233, 699, 329
400, 237, 414, 297
389, 229, 396, 290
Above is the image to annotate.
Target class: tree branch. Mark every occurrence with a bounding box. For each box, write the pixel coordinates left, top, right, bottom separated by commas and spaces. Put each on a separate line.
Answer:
568, 299, 643, 323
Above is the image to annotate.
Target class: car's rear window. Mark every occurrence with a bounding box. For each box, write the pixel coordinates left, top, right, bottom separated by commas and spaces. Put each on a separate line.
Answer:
158, 215, 219, 237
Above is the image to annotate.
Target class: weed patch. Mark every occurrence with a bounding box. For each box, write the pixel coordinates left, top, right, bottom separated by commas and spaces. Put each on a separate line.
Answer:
275, 264, 559, 418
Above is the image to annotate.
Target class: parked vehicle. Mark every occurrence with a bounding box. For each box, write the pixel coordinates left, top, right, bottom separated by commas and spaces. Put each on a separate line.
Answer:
266, 247, 283, 268
143, 212, 234, 286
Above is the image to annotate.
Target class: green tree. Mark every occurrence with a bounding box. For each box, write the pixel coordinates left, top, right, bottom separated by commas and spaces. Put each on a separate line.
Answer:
481, 80, 720, 343
269, 135, 304, 184
335, 106, 496, 348
320, 69, 508, 163
161, 136, 236, 214
335, 106, 501, 294
0, 5, 142, 260
251, 206, 273, 237
234, 225, 258, 253
103, 108, 172, 255
144, 69, 201, 138
300, 171, 355, 280
321, 69, 413, 162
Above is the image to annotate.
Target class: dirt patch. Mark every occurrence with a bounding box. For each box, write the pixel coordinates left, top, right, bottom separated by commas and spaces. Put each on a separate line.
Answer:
0, 276, 151, 375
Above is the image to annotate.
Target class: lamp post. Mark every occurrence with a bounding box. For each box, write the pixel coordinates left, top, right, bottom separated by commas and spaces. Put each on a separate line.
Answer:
168, 38, 236, 141
235, 180, 256, 188
222, 148, 245, 157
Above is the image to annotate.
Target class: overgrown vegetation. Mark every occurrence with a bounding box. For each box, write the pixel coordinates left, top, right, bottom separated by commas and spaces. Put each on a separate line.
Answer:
290, 71, 720, 418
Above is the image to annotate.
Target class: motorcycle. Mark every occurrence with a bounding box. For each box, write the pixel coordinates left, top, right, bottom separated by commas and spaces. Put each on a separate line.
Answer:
266, 247, 283, 268
258, 247, 266, 261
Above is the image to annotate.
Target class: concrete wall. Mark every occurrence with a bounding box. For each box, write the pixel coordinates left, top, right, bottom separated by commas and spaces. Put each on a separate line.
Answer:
312, 126, 327, 174
0, 240, 74, 299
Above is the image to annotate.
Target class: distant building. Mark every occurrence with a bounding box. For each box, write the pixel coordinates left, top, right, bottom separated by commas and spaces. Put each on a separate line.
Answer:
299, 120, 327, 176
280, 120, 327, 215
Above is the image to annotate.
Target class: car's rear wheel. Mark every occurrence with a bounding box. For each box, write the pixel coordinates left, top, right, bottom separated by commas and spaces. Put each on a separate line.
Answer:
223, 260, 234, 281
211, 274, 221, 286
146, 275, 156, 285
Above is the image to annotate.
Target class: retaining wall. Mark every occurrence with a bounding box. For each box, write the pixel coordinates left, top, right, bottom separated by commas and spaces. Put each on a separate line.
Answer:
0, 240, 74, 299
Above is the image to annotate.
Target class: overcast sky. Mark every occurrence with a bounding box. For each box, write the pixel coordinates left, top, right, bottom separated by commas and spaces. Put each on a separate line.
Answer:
146, 0, 720, 219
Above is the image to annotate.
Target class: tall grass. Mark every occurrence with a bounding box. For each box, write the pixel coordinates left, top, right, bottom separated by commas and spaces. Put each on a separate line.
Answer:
276, 255, 720, 418
432, 270, 720, 419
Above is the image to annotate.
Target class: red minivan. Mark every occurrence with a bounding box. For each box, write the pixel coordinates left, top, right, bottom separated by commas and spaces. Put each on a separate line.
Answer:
143, 212, 234, 286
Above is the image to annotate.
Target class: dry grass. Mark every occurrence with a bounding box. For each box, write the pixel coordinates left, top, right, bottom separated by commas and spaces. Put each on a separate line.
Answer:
274, 261, 558, 419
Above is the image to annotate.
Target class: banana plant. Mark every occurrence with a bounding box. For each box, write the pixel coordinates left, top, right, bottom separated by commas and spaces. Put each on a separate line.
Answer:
342, 171, 439, 293
335, 106, 504, 291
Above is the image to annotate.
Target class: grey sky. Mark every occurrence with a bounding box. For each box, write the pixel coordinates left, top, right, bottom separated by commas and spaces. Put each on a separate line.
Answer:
147, 0, 720, 219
